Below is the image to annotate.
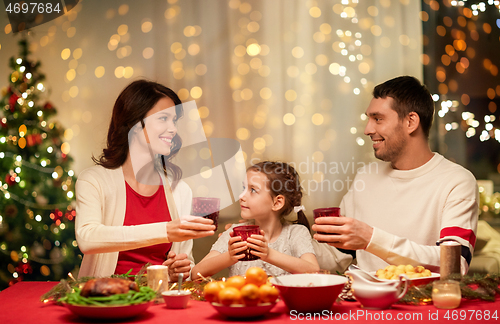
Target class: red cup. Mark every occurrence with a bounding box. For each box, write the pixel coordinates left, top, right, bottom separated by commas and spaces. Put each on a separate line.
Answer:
192, 197, 220, 231
232, 225, 260, 261
313, 207, 340, 243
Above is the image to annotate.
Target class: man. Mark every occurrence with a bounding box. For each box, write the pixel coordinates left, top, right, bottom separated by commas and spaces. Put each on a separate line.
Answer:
312, 76, 478, 274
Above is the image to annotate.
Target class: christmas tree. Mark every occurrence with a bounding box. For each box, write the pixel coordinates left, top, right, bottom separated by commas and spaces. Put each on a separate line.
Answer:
0, 37, 81, 289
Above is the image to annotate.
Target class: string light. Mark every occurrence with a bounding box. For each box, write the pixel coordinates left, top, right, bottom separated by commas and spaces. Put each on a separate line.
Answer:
427, 2, 499, 146
451, 0, 500, 15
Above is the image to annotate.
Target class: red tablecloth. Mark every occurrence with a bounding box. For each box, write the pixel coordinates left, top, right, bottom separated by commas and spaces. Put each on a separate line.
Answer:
0, 282, 499, 324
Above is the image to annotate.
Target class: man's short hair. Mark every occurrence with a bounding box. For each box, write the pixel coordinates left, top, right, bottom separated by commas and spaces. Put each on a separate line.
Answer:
373, 76, 434, 138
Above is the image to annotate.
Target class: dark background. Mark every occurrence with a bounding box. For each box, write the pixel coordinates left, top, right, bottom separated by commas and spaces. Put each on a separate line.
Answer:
422, 0, 500, 190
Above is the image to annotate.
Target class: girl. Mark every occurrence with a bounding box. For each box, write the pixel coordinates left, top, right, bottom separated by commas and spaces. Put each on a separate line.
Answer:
75, 80, 215, 281
192, 161, 319, 278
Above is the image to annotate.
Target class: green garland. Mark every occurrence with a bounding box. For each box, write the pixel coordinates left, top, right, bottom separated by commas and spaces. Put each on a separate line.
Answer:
400, 273, 500, 305
178, 278, 210, 301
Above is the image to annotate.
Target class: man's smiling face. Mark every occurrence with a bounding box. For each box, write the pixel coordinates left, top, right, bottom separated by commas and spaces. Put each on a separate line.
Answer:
364, 97, 407, 163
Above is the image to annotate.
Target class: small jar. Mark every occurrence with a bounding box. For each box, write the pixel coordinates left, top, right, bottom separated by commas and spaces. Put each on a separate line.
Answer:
432, 280, 461, 309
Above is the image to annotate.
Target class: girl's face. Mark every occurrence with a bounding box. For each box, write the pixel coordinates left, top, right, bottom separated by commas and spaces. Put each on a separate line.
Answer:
239, 171, 275, 220
142, 97, 177, 156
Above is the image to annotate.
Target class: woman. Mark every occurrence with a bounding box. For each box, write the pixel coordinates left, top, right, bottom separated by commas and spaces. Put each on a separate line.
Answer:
75, 80, 214, 281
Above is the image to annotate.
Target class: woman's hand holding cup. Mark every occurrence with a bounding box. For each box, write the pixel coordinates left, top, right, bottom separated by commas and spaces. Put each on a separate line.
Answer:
166, 215, 215, 242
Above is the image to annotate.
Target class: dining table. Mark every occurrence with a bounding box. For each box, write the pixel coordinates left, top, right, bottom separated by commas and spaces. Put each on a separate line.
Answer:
0, 281, 498, 324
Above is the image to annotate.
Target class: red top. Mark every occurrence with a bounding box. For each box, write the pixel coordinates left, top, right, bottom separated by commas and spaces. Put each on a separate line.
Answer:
114, 182, 172, 275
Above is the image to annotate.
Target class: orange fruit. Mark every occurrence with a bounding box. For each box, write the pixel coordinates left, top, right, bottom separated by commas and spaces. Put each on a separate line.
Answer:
204, 281, 224, 303
245, 267, 268, 287
225, 275, 246, 290
218, 287, 242, 306
240, 284, 260, 306
259, 284, 279, 303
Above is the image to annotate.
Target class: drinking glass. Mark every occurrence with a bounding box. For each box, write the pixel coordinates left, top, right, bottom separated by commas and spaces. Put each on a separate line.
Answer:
313, 207, 340, 243
192, 197, 220, 231
233, 225, 260, 261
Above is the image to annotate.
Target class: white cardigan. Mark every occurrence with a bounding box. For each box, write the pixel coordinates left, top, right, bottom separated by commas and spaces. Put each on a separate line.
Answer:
75, 165, 194, 278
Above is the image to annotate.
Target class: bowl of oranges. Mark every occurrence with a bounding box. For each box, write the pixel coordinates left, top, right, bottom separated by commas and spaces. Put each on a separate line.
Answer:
203, 267, 280, 318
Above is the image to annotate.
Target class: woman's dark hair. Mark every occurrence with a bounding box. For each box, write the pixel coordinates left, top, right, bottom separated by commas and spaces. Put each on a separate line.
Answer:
247, 161, 310, 230
373, 75, 434, 138
92, 80, 184, 189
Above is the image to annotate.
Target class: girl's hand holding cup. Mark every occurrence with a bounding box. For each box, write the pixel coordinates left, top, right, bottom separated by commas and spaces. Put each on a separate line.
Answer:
246, 230, 269, 261
228, 235, 247, 263
232, 225, 261, 261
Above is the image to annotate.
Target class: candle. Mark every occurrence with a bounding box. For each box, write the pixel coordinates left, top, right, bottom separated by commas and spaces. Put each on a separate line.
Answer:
432, 280, 461, 309
440, 241, 461, 279
147, 265, 169, 293
432, 293, 461, 309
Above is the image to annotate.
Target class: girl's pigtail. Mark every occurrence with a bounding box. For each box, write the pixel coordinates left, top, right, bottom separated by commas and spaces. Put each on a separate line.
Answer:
295, 210, 310, 231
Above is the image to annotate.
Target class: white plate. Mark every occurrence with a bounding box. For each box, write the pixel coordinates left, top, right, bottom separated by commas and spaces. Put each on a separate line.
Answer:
64, 301, 153, 319
370, 272, 440, 285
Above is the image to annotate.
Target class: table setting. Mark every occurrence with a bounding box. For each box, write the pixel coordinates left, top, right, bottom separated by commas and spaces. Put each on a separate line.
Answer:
1, 208, 499, 323
0, 268, 499, 324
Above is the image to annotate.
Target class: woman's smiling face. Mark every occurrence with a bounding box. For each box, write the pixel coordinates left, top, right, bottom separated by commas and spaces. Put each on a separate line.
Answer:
142, 97, 178, 156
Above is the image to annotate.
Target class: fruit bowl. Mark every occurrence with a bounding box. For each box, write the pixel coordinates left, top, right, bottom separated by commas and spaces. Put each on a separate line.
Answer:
270, 274, 348, 313
210, 302, 277, 318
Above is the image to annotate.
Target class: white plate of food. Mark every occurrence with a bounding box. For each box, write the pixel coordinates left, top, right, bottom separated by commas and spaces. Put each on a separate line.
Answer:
64, 301, 153, 319
371, 265, 440, 286
59, 278, 156, 319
